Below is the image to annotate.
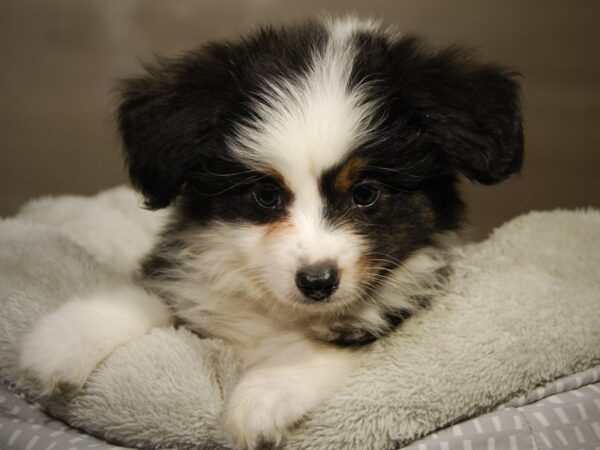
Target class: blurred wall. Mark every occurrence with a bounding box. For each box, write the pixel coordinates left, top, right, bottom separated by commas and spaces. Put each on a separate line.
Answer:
1, 0, 599, 239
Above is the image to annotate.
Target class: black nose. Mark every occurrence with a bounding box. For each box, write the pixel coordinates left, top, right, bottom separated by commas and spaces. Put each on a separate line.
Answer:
295, 263, 340, 301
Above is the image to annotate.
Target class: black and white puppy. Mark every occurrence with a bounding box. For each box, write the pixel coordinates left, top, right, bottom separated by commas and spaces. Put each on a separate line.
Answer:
20, 17, 523, 449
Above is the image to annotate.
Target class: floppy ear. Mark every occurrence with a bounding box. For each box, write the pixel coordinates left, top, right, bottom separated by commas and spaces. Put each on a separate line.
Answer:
117, 49, 235, 209
393, 40, 524, 184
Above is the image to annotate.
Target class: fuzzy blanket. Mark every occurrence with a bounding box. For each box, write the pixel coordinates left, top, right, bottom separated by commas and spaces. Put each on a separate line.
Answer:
0, 187, 599, 450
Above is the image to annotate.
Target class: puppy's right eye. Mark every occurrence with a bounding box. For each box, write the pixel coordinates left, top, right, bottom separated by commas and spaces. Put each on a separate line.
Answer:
351, 180, 381, 208
253, 184, 283, 209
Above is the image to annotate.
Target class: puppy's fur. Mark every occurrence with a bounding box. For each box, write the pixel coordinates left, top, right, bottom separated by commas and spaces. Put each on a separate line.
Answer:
20, 17, 523, 449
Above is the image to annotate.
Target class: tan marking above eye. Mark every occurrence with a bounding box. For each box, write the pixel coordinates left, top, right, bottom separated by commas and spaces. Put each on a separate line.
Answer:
334, 157, 370, 192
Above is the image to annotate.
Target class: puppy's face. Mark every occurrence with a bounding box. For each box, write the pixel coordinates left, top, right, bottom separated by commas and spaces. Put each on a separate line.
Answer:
118, 18, 523, 316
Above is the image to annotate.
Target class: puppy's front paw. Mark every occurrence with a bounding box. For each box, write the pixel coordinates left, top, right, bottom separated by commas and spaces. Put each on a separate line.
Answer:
20, 284, 171, 395
225, 371, 317, 449
20, 310, 105, 395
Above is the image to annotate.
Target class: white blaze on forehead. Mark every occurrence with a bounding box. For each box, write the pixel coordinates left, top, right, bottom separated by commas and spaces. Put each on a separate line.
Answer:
228, 18, 381, 266
229, 17, 381, 192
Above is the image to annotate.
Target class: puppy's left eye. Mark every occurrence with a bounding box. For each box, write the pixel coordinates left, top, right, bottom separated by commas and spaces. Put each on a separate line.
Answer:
352, 181, 381, 208
253, 184, 283, 209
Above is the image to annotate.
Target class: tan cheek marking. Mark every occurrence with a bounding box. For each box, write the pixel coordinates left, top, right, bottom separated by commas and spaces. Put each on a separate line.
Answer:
355, 254, 375, 282
254, 169, 296, 240
262, 220, 295, 239
334, 157, 370, 193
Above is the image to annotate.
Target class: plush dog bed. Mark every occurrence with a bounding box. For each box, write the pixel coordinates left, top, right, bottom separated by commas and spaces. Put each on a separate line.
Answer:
1, 187, 599, 450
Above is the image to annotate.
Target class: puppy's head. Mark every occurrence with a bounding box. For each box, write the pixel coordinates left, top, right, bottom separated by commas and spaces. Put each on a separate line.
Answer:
118, 18, 523, 317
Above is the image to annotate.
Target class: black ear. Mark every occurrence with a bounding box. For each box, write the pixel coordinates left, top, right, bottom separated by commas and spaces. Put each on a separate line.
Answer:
393, 40, 524, 184
117, 48, 235, 209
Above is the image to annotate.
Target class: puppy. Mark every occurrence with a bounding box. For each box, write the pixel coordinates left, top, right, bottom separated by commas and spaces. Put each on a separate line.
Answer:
20, 17, 523, 449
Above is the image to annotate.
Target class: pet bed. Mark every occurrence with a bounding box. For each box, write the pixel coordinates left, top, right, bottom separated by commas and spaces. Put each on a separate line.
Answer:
1, 187, 599, 450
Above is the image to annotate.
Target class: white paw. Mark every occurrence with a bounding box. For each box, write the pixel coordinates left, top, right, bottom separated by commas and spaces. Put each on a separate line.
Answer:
225, 371, 317, 449
19, 284, 171, 395
20, 310, 107, 394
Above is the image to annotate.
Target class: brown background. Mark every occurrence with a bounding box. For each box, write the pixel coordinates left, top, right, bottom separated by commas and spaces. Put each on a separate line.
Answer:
1, 0, 599, 240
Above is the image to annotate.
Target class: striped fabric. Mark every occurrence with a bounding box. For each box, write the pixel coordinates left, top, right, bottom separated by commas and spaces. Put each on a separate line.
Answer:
2, 366, 600, 450
403, 366, 600, 450
0, 390, 128, 450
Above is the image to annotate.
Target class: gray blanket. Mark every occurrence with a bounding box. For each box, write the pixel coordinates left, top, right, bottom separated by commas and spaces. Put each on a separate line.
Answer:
1, 187, 599, 450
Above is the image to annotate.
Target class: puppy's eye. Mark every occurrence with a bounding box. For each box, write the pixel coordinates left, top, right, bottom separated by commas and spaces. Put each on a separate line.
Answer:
352, 181, 381, 208
253, 184, 283, 209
